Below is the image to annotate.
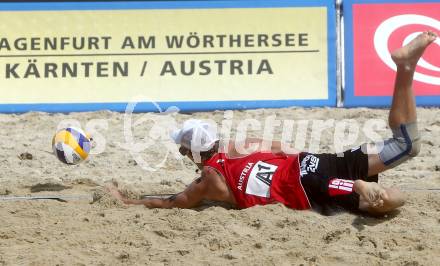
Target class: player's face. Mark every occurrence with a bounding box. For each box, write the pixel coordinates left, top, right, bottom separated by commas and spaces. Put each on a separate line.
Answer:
179, 145, 190, 157
179, 145, 196, 162
179, 145, 203, 170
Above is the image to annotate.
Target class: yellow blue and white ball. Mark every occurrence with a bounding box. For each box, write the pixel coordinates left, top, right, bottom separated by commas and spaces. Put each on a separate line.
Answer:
52, 127, 91, 164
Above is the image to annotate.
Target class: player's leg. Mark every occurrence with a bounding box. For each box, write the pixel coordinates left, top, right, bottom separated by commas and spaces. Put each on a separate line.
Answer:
354, 180, 405, 214
299, 151, 373, 215
300, 33, 438, 216
367, 31, 438, 177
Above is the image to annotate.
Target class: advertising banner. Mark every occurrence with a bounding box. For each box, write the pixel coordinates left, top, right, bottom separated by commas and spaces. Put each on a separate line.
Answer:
0, 1, 336, 113
344, 0, 440, 107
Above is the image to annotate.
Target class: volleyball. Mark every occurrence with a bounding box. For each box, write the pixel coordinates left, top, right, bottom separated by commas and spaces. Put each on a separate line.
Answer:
52, 127, 91, 165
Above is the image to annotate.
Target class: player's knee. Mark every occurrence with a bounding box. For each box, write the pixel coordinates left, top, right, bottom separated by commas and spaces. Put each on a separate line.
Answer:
385, 188, 406, 209
379, 122, 420, 167
401, 122, 421, 157
408, 138, 421, 157
368, 188, 405, 215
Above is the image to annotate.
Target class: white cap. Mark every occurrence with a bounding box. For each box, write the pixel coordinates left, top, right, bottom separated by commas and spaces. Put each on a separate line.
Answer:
170, 119, 218, 152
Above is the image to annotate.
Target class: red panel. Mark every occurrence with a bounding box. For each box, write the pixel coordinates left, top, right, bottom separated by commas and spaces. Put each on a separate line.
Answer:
353, 3, 440, 96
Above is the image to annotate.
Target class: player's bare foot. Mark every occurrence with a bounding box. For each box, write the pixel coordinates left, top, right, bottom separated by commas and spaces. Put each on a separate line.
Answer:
354, 180, 389, 208
391, 31, 437, 69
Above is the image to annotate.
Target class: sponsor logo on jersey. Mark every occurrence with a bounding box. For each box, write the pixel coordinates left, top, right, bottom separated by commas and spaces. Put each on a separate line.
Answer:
328, 178, 354, 196
245, 161, 277, 198
300, 154, 320, 176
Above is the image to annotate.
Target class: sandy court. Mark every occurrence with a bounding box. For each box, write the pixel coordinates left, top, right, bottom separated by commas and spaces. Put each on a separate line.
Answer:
0, 107, 440, 265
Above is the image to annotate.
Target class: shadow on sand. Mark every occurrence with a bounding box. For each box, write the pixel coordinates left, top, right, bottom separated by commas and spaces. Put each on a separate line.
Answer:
351, 209, 401, 231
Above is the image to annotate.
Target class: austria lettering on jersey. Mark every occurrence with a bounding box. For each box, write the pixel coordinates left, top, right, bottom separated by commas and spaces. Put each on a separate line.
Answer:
204, 152, 310, 210
237, 162, 254, 191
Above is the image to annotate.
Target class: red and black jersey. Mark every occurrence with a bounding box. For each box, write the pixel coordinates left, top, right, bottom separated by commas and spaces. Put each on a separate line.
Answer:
204, 152, 310, 210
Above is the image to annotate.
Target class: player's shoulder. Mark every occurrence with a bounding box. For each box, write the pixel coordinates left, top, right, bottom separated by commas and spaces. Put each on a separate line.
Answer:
201, 166, 232, 199
202, 165, 229, 187
202, 165, 222, 178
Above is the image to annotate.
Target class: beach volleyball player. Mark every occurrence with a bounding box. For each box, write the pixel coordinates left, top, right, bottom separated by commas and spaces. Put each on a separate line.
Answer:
107, 31, 437, 215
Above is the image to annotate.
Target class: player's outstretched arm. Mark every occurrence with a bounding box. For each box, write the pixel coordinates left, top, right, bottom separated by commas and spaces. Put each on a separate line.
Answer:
105, 177, 208, 209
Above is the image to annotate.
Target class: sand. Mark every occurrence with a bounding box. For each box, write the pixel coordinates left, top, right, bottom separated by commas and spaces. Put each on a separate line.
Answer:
0, 107, 439, 265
